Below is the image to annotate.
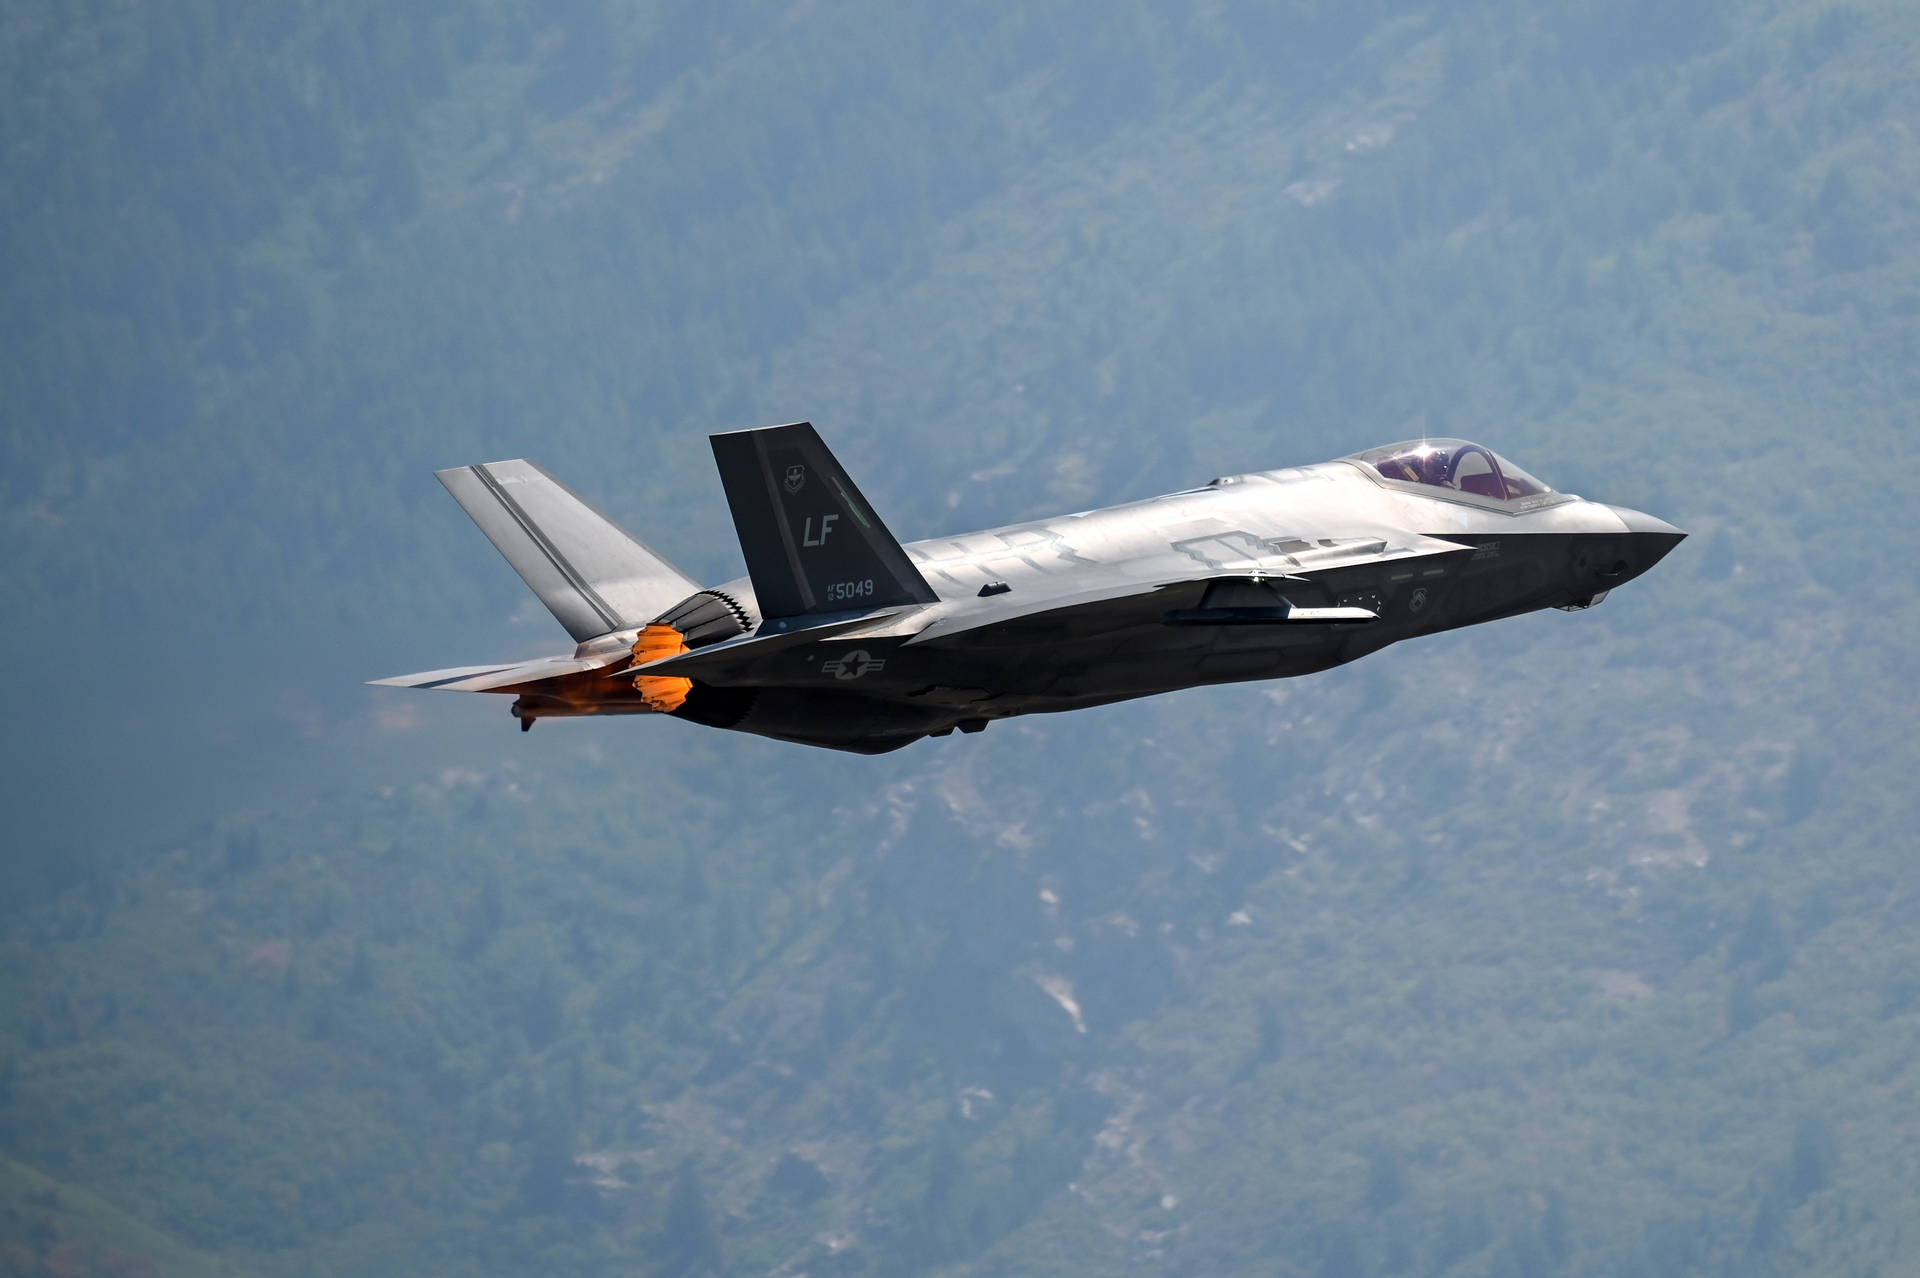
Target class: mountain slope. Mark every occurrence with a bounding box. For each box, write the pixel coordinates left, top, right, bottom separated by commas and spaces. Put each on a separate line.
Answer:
4, 1, 1919, 1275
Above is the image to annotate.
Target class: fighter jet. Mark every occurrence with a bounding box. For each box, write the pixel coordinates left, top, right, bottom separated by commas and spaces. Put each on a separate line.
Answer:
374, 424, 1683, 753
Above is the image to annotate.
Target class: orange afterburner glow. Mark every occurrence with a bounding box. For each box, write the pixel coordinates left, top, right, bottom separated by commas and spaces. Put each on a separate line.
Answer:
631, 623, 692, 712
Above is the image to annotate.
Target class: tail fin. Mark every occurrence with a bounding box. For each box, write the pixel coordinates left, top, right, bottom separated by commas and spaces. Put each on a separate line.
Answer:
709, 422, 938, 619
436, 460, 697, 642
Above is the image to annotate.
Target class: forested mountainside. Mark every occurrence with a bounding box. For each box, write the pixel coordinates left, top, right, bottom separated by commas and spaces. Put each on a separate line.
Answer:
4, 1, 1918, 1274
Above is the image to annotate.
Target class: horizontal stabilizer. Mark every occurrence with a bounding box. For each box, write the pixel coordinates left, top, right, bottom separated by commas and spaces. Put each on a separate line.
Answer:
438, 460, 697, 642
370, 651, 626, 693
709, 422, 938, 620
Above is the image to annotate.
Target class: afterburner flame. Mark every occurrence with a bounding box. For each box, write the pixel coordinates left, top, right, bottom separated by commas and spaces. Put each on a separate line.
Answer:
631, 623, 692, 713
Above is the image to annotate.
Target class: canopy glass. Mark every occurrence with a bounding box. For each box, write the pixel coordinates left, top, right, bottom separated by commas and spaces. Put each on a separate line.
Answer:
1349, 439, 1554, 502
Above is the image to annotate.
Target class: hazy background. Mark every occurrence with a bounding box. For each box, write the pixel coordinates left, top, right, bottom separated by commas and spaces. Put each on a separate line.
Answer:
4, 1, 1918, 1274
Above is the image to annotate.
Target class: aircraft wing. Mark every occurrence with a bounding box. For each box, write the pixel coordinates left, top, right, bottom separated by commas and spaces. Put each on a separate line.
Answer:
905, 533, 1474, 647
613, 534, 1471, 681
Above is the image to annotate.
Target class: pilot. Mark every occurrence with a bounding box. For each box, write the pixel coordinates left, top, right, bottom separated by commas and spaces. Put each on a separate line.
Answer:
1415, 446, 1452, 488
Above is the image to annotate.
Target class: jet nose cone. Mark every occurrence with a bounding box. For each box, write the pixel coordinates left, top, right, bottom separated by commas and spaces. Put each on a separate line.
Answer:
1607, 505, 1685, 538
1606, 505, 1687, 571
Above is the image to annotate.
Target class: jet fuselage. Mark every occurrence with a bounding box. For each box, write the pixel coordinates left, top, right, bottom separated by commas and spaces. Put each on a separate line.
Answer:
396, 435, 1681, 754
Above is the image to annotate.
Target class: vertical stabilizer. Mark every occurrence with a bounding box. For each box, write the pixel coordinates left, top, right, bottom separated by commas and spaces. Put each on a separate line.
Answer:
436, 460, 697, 641
709, 422, 938, 619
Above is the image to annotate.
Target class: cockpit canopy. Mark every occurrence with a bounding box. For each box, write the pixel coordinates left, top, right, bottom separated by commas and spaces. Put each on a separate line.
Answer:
1349, 439, 1555, 503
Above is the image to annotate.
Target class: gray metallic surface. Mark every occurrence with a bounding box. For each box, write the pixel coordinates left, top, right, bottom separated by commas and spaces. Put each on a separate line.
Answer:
435, 459, 697, 642
710, 423, 937, 617
383, 429, 1685, 753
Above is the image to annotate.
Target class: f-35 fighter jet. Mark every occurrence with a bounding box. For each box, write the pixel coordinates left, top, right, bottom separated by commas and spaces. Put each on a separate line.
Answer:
375, 424, 1683, 753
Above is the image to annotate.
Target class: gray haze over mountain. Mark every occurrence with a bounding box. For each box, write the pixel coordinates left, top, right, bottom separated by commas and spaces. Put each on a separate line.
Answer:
3, 1, 1918, 1274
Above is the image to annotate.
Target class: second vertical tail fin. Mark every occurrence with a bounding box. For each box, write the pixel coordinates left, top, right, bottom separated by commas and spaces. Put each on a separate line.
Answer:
436, 460, 697, 641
